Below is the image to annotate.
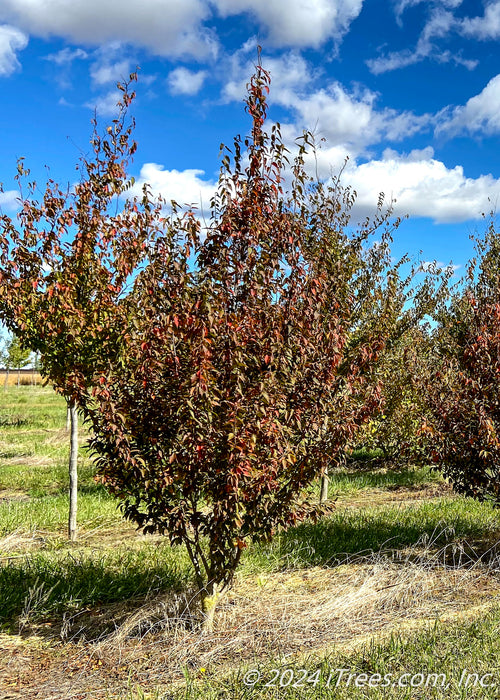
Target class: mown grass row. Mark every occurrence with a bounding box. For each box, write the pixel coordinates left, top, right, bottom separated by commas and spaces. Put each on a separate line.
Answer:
2, 385, 500, 700
165, 607, 500, 699
1, 495, 499, 630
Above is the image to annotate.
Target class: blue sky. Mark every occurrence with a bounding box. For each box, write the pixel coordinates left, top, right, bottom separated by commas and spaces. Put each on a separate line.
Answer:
0, 0, 500, 273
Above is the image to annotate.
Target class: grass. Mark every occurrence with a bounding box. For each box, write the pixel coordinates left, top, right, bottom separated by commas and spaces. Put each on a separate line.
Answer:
172, 608, 500, 699
0, 543, 192, 632
1, 384, 500, 699
252, 496, 500, 570
327, 463, 444, 499
0, 491, 120, 534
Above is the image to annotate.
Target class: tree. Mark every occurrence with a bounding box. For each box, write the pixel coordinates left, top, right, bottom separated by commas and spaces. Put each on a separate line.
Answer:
0, 74, 159, 540
81, 64, 444, 629
356, 326, 435, 466
0, 61, 446, 627
0, 332, 31, 389
421, 219, 500, 502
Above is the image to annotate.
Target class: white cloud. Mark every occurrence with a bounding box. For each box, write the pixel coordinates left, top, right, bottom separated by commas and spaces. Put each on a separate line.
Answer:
460, 1, 500, 40
0, 24, 27, 76
45, 47, 88, 65
213, 0, 363, 48
128, 146, 500, 229
394, 0, 462, 24
222, 50, 315, 104
90, 59, 131, 86
368, 7, 460, 74
168, 67, 207, 96
436, 74, 500, 137
368, 4, 478, 74
218, 47, 497, 224
0, 0, 365, 61
222, 50, 430, 156
367, 49, 418, 75
84, 89, 121, 116
341, 148, 500, 223
290, 84, 431, 150
0, 189, 19, 211
0, 0, 217, 59
131, 163, 216, 211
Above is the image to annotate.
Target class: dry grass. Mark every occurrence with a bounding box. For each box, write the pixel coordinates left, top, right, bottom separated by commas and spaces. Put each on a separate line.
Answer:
337, 480, 453, 509
0, 530, 50, 555
0, 372, 43, 388
10, 531, 500, 699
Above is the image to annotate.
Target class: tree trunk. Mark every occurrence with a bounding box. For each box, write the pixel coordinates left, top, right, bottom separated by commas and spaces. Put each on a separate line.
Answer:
16, 367, 20, 387
3, 369, 9, 391
319, 466, 329, 504
68, 402, 78, 542
200, 582, 221, 634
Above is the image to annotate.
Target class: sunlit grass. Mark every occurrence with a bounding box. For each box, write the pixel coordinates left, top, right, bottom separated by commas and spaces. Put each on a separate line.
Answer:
2, 384, 500, 699
0, 491, 121, 535
169, 607, 500, 699
328, 463, 444, 499
244, 496, 500, 574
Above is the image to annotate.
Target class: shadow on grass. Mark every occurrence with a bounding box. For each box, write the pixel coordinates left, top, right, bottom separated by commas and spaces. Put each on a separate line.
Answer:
0, 544, 192, 634
328, 465, 442, 496
254, 497, 500, 570
3, 496, 499, 639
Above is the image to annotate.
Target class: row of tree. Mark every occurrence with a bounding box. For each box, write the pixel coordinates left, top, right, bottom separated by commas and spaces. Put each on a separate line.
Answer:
0, 65, 498, 629
0, 333, 34, 388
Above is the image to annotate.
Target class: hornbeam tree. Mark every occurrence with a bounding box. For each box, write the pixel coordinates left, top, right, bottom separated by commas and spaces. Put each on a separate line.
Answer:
82, 64, 444, 629
0, 74, 160, 540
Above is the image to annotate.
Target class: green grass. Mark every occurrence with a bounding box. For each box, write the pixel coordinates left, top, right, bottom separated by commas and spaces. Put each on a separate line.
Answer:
0, 386, 195, 633
170, 608, 500, 699
0, 385, 118, 533
328, 464, 443, 499
0, 384, 106, 500
0, 458, 105, 498
250, 497, 500, 571
2, 494, 497, 632
0, 491, 121, 534
0, 543, 192, 630
2, 384, 500, 698
0, 384, 67, 430
240, 492, 500, 577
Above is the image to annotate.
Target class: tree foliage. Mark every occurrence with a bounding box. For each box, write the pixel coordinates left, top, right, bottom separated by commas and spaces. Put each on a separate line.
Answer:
357, 326, 434, 465
0, 63, 448, 623
421, 220, 500, 502
0, 74, 159, 538
0, 75, 156, 401
0, 332, 31, 372
0, 332, 32, 388
81, 65, 444, 624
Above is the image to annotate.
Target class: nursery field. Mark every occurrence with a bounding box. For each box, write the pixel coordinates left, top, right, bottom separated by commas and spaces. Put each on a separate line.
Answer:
0, 371, 43, 388
1, 385, 500, 699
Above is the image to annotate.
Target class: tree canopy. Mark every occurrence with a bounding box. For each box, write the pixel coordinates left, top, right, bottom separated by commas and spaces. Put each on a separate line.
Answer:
0, 64, 449, 626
